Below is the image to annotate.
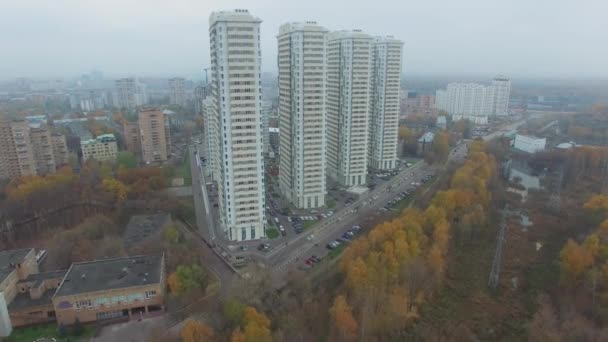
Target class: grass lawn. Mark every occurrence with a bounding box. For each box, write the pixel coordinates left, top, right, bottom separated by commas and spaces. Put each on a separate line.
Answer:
326, 197, 336, 209
303, 220, 317, 230
327, 244, 346, 259
175, 153, 192, 186
6, 323, 95, 342
266, 227, 280, 239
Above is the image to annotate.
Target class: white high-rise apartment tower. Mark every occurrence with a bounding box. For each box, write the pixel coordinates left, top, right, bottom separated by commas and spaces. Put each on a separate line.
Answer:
368, 36, 403, 171
492, 76, 511, 115
209, 9, 266, 241
277, 22, 328, 209
326, 30, 373, 187
168, 77, 187, 107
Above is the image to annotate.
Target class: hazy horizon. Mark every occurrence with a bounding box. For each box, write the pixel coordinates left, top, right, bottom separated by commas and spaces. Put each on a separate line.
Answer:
2, 0, 607, 80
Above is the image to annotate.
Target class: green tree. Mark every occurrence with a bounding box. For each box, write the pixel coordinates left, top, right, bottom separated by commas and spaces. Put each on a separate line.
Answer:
224, 298, 246, 327
116, 151, 137, 169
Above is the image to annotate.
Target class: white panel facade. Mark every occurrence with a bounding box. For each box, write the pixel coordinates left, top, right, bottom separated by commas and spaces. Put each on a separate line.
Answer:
368, 36, 403, 171
278, 22, 328, 209
209, 9, 266, 241
326, 30, 373, 187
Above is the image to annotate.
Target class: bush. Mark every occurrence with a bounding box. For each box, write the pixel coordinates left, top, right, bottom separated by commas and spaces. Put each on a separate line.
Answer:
72, 318, 83, 336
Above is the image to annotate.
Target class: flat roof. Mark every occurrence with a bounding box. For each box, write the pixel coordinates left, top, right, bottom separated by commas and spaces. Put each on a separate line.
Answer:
18, 270, 67, 287
0, 248, 33, 284
54, 254, 163, 297
9, 289, 55, 311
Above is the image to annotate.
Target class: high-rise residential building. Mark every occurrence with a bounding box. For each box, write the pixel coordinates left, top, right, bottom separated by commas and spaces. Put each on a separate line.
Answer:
326, 30, 373, 187
30, 126, 57, 175
261, 100, 272, 155
9, 120, 36, 178
1, 115, 68, 179
435, 76, 511, 117
122, 122, 141, 157
202, 97, 219, 181
368, 36, 403, 171
138, 108, 171, 164
209, 9, 266, 241
81, 134, 118, 162
0, 114, 15, 179
51, 134, 69, 166
168, 77, 187, 107
277, 22, 328, 208
113, 78, 148, 109
492, 76, 511, 115
194, 84, 212, 115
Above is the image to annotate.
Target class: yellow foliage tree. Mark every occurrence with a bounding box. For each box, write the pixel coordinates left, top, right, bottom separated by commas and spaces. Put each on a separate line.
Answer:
102, 178, 128, 200
330, 295, 358, 341
167, 272, 181, 294
181, 319, 215, 342
559, 239, 594, 286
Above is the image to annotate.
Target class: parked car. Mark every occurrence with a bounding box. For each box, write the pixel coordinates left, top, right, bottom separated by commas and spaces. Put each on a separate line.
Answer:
258, 243, 270, 251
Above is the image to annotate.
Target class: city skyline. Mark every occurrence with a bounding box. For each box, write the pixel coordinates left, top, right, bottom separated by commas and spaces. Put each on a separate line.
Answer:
2, 0, 607, 79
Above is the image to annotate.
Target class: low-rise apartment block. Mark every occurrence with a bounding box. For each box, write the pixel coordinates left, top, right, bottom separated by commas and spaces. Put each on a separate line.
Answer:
81, 134, 118, 162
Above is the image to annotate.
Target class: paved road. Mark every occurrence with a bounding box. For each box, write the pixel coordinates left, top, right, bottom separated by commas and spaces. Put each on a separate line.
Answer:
267, 143, 469, 285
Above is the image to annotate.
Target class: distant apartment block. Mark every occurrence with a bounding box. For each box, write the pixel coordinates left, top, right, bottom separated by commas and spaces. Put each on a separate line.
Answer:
513, 134, 546, 154
168, 77, 186, 107
368, 36, 403, 171
113, 78, 148, 109
209, 9, 266, 241
81, 134, 118, 162
202, 97, 219, 181
435, 76, 511, 117
326, 30, 373, 186
138, 108, 171, 164
278, 21, 328, 208
30, 126, 57, 175
1, 114, 69, 179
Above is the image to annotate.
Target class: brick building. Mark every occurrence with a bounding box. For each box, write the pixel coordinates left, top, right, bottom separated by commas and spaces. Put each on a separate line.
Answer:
52, 254, 165, 325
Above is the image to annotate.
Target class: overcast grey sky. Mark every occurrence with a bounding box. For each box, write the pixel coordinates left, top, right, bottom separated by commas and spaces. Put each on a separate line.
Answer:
2, 0, 607, 80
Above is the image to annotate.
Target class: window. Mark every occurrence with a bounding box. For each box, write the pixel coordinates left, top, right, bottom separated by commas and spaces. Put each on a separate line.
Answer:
145, 290, 157, 299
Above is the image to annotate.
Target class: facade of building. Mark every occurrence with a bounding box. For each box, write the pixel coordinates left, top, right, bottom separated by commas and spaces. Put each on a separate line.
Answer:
194, 84, 211, 115
52, 255, 165, 326
326, 30, 373, 186
113, 78, 148, 109
0, 114, 13, 180
138, 108, 171, 164
168, 77, 186, 107
0, 250, 165, 336
513, 134, 546, 154
30, 126, 57, 175
5, 120, 36, 179
261, 100, 272, 155
492, 76, 511, 115
277, 22, 328, 208
122, 122, 141, 157
209, 9, 266, 241
434, 76, 511, 117
81, 134, 118, 162
202, 97, 219, 181
0, 115, 68, 179
368, 36, 403, 171
51, 134, 69, 167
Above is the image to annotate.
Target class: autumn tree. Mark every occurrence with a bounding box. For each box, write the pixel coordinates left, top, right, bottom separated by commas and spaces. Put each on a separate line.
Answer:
167, 264, 208, 295
560, 239, 594, 287
330, 295, 358, 341
181, 319, 216, 342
